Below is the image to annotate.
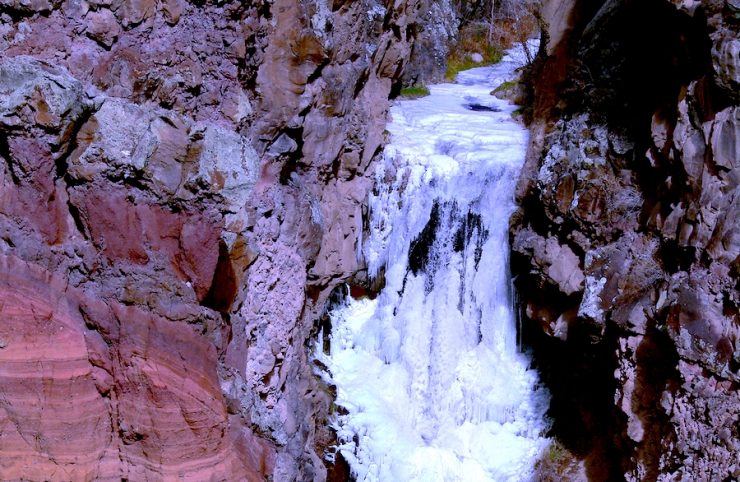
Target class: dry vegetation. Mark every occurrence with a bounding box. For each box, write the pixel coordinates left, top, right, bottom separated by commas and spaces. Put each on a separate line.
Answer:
532, 439, 587, 481
446, 0, 542, 80
445, 22, 504, 80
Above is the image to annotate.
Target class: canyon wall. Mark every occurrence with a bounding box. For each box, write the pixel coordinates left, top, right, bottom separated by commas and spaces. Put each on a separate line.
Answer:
0, 1, 456, 480
513, 0, 740, 480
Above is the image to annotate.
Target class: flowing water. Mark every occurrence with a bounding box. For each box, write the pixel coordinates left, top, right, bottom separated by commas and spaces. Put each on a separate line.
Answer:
315, 42, 550, 482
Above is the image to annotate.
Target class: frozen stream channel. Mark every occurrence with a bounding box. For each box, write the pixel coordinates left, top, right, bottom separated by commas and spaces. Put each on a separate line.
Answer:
315, 43, 550, 482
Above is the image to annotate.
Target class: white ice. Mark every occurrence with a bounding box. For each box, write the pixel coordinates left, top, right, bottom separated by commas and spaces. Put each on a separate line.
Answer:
316, 40, 550, 482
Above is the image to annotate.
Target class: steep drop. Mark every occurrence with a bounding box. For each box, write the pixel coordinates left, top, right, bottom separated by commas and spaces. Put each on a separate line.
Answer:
316, 43, 550, 482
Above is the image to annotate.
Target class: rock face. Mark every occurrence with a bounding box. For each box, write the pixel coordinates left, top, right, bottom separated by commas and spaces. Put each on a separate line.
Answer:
0, 1, 455, 480
0, 255, 271, 481
401, 0, 459, 85
513, 0, 740, 480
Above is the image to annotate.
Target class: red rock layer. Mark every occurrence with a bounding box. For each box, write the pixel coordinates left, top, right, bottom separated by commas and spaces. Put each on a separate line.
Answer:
0, 254, 272, 481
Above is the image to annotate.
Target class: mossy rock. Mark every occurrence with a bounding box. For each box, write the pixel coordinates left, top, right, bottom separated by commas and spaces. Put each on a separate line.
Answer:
399, 85, 431, 99
492, 79, 523, 102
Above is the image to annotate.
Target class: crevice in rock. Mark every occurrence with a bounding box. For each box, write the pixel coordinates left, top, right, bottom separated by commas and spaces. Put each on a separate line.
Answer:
202, 239, 238, 315
519, 313, 626, 481
627, 321, 681, 480
353, 68, 370, 98
66, 199, 90, 241
306, 59, 330, 85
0, 133, 20, 185
658, 240, 696, 274
54, 105, 98, 239
1, 5, 54, 20
278, 127, 305, 185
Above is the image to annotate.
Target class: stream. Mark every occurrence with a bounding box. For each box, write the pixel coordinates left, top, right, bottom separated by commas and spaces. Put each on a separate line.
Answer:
315, 42, 550, 482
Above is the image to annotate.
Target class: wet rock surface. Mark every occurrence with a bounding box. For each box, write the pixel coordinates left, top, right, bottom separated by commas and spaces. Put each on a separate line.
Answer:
513, 0, 740, 480
0, 1, 456, 480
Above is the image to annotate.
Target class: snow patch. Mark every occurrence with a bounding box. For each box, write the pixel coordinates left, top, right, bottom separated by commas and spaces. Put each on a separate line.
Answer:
579, 275, 607, 321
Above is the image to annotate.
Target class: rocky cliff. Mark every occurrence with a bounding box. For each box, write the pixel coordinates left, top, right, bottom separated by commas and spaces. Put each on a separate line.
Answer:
0, 1, 457, 480
512, 0, 740, 480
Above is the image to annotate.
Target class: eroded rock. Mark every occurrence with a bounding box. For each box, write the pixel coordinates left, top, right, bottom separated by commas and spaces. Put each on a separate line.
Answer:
513, 1, 740, 479
0, 1, 457, 480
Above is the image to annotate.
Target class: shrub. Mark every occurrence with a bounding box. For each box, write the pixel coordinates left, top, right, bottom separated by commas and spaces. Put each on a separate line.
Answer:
531, 440, 583, 481
445, 22, 504, 80
493, 80, 518, 94
447, 0, 544, 81
399, 85, 431, 99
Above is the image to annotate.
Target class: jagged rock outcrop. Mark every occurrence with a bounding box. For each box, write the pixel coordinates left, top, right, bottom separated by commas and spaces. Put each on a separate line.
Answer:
0, 1, 456, 480
401, 0, 459, 85
513, 0, 740, 480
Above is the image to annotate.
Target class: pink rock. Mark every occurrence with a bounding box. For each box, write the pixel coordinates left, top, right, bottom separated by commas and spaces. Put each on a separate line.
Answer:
0, 254, 275, 480
85, 9, 121, 48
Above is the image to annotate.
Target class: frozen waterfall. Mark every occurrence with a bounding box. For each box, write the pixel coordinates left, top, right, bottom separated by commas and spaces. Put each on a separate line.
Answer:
315, 42, 550, 482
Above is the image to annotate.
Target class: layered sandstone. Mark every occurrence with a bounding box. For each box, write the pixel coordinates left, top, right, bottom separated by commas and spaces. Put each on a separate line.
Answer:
0, 254, 271, 481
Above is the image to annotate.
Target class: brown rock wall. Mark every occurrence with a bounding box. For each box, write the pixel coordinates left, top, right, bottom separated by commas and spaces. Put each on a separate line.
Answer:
0, 0, 458, 480
513, 0, 740, 480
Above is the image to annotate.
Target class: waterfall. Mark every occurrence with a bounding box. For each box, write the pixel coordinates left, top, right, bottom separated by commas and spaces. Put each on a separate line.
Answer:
315, 42, 550, 482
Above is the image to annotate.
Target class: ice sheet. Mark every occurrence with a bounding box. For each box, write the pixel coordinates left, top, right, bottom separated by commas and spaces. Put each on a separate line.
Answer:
316, 40, 550, 482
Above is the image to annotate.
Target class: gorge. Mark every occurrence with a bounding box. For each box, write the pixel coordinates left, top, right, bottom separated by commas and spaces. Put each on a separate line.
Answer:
0, 0, 738, 481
